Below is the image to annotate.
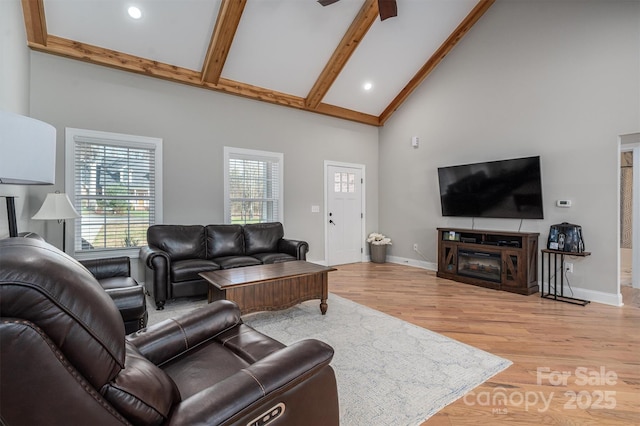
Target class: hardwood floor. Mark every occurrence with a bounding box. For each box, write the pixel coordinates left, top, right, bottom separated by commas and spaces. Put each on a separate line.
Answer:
329, 262, 640, 425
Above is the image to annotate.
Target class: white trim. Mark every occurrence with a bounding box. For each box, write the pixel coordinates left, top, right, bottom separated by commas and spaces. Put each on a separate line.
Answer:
619, 134, 640, 295
223, 146, 284, 224
556, 286, 623, 307
323, 160, 366, 265
65, 127, 163, 257
386, 255, 438, 271
386, 256, 622, 306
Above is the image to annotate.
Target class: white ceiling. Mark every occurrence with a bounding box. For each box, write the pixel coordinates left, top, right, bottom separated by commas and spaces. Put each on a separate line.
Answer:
37, 0, 486, 122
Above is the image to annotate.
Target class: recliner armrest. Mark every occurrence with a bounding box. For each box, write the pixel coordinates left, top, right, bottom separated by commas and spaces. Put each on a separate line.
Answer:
166, 339, 335, 426
278, 239, 309, 260
126, 300, 242, 366
80, 256, 131, 279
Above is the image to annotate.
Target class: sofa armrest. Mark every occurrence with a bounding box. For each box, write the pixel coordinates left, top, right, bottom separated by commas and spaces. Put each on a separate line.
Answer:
140, 245, 169, 269
126, 300, 242, 366
279, 239, 309, 260
80, 256, 130, 279
139, 245, 171, 309
166, 339, 335, 426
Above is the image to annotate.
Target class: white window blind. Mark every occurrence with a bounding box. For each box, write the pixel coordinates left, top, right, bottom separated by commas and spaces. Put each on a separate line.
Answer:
66, 128, 162, 255
224, 147, 283, 224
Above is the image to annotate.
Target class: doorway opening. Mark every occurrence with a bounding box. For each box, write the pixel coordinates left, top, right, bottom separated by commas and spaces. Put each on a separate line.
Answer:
619, 133, 640, 307
620, 150, 633, 287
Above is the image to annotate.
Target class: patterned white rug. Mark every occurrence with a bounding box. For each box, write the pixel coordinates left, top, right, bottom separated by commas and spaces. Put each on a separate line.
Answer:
148, 294, 511, 425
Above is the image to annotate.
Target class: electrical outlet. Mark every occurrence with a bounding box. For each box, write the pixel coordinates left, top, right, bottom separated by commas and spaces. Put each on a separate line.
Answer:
413, 243, 418, 251
565, 262, 573, 273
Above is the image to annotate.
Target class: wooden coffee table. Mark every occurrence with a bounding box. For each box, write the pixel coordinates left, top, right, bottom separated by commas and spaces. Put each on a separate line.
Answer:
199, 261, 336, 315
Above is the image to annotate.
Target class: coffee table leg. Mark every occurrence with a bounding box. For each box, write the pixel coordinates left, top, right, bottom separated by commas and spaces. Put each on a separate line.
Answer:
320, 272, 329, 314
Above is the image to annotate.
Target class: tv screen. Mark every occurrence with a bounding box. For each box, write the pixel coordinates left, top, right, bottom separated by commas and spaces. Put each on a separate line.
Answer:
437, 156, 544, 219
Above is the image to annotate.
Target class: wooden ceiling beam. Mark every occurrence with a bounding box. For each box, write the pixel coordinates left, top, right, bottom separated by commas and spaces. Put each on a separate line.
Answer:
27, 35, 381, 126
21, 0, 48, 46
19, 0, 491, 128
201, 0, 246, 85
305, 0, 379, 110
378, 0, 495, 125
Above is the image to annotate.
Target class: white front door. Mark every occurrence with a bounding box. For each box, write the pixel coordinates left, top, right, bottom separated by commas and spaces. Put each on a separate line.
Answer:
326, 163, 364, 266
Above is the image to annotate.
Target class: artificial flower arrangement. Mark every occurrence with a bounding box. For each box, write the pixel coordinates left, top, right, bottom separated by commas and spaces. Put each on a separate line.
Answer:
367, 232, 392, 245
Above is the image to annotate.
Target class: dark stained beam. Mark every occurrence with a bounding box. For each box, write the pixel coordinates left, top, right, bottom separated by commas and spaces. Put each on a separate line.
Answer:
379, 0, 495, 125
201, 0, 247, 85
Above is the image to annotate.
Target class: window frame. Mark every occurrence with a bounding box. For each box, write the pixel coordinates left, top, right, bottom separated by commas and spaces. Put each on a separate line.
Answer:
65, 127, 163, 260
223, 146, 284, 225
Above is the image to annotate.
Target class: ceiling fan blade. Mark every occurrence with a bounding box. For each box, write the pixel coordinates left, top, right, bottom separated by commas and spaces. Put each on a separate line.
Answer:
378, 0, 397, 21
318, 0, 340, 6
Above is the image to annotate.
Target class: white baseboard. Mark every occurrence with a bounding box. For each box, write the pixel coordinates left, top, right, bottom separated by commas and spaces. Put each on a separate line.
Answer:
320, 257, 624, 307
384, 257, 623, 307
554, 285, 623, 307
385, 255, 437, 271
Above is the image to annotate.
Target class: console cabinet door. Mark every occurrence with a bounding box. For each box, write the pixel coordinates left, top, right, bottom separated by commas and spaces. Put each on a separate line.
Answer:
439, 242, 457, 275
501, 250, 524, 290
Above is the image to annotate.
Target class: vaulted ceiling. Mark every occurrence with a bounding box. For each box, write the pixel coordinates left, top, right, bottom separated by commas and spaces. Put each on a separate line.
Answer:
21, 0, 495, 126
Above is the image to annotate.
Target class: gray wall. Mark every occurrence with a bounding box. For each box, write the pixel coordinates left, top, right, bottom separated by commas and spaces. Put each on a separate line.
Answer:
0, 0, 32, 237
379, 0, 640, 304
28, 52, 379, 263
9, 0, 640, 305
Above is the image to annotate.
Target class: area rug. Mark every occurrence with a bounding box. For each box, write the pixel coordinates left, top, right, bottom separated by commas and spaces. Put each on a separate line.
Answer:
148, 294, 511, 425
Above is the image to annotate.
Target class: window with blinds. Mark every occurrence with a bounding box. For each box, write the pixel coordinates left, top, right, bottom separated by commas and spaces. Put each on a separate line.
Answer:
224, 147, 283, 224
66, 128, 162, 255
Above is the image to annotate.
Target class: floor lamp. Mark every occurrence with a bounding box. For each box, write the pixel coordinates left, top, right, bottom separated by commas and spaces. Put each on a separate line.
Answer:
0, 110, 56, 237
32, 192, 80, 253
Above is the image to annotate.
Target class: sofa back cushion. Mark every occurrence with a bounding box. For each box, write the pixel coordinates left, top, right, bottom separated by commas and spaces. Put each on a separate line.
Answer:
244, 222, 284, 255
206, 225, 245, 258
147, 225, 206, 261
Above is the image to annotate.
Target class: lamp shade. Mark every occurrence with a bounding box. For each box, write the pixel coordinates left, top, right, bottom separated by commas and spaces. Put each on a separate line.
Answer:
32, 193, 80, 221
0, 110, 56, 185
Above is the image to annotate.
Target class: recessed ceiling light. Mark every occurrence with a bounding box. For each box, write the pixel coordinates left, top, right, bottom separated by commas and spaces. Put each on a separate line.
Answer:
363, 82, 373, 91
128, 6, 142, 19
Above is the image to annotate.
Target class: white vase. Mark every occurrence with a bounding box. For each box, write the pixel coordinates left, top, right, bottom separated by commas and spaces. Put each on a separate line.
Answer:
369, 243, 387, 263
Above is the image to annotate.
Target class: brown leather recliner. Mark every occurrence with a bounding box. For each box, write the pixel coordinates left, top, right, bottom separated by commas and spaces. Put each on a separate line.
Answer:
79, 256, 148, 333
0, 238, 339, 425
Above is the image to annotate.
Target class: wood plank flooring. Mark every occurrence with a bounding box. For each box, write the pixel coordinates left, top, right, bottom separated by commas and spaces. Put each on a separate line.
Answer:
329, 262, 640, 425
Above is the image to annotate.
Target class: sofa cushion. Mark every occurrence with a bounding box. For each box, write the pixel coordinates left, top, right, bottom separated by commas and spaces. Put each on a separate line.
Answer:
103, 285, 147, 323
251, 252, 297, 264
147, 225, 206, 261
243, 222, 284, 255
171, 259, 220, 283
206, 225, 245, 258
102, 342, 180, 425
99, 276, 139, 290
213, 256, 262, 269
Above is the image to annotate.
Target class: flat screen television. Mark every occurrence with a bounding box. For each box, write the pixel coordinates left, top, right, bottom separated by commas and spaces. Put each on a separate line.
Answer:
437, 156, 544, 219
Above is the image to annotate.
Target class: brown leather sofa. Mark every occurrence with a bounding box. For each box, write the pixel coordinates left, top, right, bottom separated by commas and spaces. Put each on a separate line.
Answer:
0, 238, 338, 425
140, 222, 309, 310
79, 256, 148, 333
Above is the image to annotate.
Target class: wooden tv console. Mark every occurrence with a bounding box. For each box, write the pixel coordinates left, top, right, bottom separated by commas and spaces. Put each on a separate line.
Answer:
437, 228, 539, 295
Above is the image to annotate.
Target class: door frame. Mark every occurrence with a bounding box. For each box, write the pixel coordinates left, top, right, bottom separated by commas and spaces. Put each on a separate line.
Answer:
324, 160, 366, 266
619, 134, 640, 296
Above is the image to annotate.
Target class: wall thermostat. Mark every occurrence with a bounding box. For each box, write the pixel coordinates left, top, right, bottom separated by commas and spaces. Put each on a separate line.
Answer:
556, 200, 572, 207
